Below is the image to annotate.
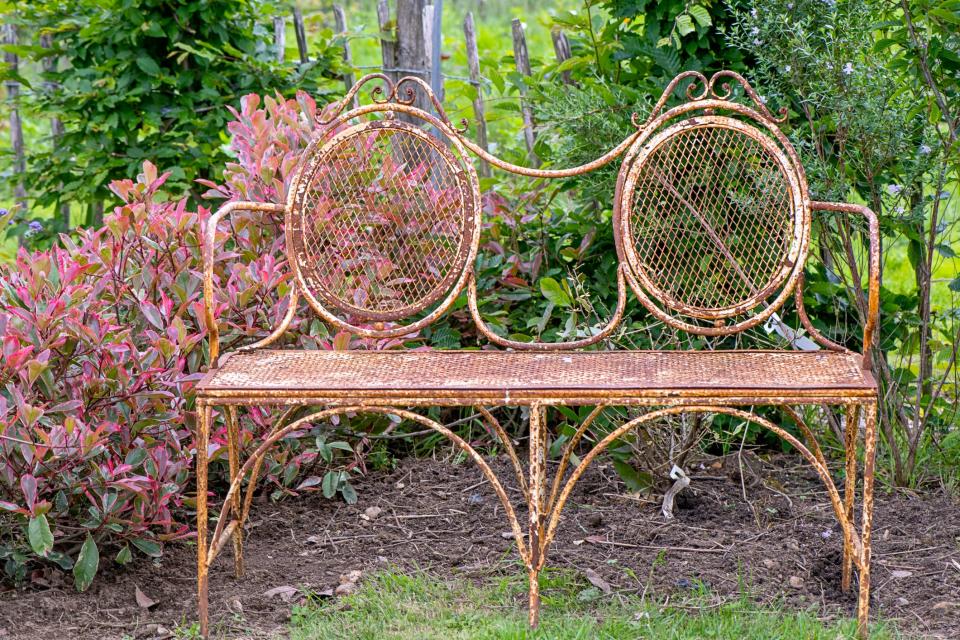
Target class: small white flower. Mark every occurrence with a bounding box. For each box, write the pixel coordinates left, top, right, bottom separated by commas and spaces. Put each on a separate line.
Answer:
919, 144, 932, 154
887, 184, 902, 195
751, 8, 758, 18
753, 37, 762, 46
759, 95, 768, 104
787, 2, 794, 8
842, 62, 854, 75
894, 206, 905, 215
750, 26, 760, 36
820, 529, 833, 540
785, 65, 791, 72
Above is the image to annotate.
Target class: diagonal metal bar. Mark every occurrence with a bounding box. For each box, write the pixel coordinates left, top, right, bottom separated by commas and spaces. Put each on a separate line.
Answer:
649, 166, 759, 295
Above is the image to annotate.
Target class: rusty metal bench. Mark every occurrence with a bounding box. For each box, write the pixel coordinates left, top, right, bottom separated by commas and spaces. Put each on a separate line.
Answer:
194, 70, 880, 638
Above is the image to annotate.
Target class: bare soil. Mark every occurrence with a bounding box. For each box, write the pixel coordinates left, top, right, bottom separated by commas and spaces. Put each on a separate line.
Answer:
1, 453, 958, 639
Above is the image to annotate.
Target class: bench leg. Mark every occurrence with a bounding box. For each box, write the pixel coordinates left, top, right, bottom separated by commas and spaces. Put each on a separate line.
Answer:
857, 401, 878, 640
197, 403, 212, 640
226, 406, 244, 578
842, 403, 860, 593
527, 404, 547, 628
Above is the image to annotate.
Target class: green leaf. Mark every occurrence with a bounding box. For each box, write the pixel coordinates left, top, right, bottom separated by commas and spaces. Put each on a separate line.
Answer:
540, 277, 572, 307
135, 54, 161, 76
73, 535, 99, 592
949, 277, 960, 292
116, 545, 132, 565
612, 459, 654, 492
321, 471, 338, 499
131, 537, 162, 558
28, 514, 53, 556
688, 5, 712, 27
341, 482, 358, 505
676, 13, 696, 37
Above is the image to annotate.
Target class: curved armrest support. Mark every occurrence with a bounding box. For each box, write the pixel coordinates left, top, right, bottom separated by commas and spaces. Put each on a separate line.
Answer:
204, 201, 286, 368
809, 201, 880, 370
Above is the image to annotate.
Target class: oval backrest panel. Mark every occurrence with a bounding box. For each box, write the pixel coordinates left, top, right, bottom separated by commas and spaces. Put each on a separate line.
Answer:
289, 119, 477, 322
623, 117, 805, 321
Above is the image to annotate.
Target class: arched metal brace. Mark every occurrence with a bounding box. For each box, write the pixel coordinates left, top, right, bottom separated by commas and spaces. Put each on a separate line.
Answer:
195, 400, 877, 639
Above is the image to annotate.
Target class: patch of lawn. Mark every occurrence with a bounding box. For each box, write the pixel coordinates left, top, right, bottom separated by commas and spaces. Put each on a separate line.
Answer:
289, 569, 901, 640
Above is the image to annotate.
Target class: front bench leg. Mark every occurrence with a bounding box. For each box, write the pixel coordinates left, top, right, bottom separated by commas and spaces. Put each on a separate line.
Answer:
857, 401, 878, 639
196, 402, 212, 639
527, 403, 547, 627
842, 403, 861, 593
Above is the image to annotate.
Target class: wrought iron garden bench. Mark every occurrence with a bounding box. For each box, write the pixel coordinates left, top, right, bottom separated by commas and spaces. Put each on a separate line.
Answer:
194, 70, 880, 638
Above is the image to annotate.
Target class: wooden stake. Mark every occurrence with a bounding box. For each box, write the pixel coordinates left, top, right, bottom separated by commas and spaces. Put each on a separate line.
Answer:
463, 12, 490, 177
429, 0, 444, 103
333, 4, 355, 99
377, 0, 397, 80
551, 28, 573, 85
511, 19, 537, 165
3, 23, 27, 216
40, 32, 70, 228
293, 6, 309, 64
273, 15, 285, 63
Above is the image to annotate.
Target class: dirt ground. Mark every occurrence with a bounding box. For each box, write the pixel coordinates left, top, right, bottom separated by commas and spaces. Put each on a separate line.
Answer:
1, 453, 958, 640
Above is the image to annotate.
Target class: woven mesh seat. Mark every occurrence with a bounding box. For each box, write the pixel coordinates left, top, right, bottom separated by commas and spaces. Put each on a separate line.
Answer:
198, 350, 875, 401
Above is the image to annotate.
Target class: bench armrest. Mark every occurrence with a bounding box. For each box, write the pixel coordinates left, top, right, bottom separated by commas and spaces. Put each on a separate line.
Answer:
204, 201, 286, 368
809, 201, 880, 370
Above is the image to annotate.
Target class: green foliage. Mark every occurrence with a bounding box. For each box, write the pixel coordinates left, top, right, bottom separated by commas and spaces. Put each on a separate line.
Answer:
727, 0, 960, 485
5, 0, 341, 233
290, 570, 897, 639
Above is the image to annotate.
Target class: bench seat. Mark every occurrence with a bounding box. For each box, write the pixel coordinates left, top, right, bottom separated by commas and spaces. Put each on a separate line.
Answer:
197, 349, 876, 404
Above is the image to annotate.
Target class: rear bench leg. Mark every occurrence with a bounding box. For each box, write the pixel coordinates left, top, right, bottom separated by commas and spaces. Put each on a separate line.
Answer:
857, 401, 878, 640
527, 404, 547, 628
226, 406, 244, 578
842, 403, 861, 593
197, 403, 212, 639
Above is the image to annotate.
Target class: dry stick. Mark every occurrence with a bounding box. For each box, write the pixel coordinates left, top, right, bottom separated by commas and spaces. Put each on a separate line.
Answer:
551, 27, 573, 85
273, 15, 286, 63
3, 23, 27, 221
292, 6, 309, 64
463, 12, 490, 177
511, 18, 538, 166
332, 5, 355, 104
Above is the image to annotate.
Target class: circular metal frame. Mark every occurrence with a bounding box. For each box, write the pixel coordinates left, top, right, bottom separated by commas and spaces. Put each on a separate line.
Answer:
617, 111, 810, 333
286, 109, 481, 332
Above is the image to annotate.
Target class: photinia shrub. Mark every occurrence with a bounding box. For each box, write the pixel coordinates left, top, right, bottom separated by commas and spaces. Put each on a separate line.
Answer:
0, 91, 369, 589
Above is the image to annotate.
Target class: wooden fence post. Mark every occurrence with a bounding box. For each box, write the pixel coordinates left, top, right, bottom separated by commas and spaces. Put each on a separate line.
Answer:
90, 201, 103, 227
3, 23, 27, 218
40, 32, 70, 228
292, 6, 309, 64
551, 27, 573, 85
463, 12, 490, 177
273, 15, 285, 63
511, 18, 537, 165
428, 0, 444, 103
377, 0, 397, 80
333, 4, 356, 99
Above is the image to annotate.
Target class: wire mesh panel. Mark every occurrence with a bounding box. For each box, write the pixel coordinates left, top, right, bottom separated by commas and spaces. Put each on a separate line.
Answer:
288, 119, 478, 322
621, 116, 805, 324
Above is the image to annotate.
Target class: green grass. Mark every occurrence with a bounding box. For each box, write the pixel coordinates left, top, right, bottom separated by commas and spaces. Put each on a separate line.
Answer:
289, 569, 902, 640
